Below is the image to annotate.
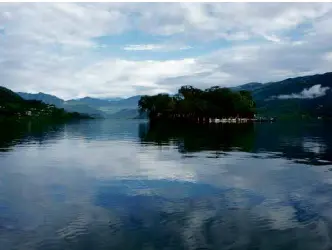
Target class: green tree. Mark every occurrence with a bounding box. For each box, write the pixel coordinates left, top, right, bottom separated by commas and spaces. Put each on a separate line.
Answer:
138, 85, 257, 122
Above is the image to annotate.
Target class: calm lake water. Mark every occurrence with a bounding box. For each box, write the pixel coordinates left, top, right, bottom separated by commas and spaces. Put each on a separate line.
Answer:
1, 119, 332, 250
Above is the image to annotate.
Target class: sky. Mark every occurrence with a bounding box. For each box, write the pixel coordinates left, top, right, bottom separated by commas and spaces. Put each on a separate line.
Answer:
0, 2, 332, 100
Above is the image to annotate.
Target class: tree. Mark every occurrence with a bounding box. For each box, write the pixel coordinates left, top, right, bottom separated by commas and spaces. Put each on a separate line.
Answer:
138, 85, 257, 122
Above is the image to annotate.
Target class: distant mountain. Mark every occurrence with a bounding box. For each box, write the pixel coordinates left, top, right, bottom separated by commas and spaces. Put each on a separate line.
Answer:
63, 104, 106, 118
64, 96, 142, 115
112, 95, 142, 106
103, 97, 123, 102
107, 108, 147, 119
17, 92, 64, 107
232, 82, 263, 92
17, 92, 106, 118
1, 86, 91, 120
66, 97, 112, 108
69, 95, 143, 119
16, 92, 142, 118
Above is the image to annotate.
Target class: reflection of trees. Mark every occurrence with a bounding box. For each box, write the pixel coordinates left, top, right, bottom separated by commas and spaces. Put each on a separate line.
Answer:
0, 120, 65, 152
139, 121, 332, 165
139, 122, 256, 153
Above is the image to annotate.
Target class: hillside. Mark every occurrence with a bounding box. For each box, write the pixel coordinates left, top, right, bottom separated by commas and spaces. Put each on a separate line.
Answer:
252, 72, 332, 100
1, 87, 25, 102
17, 92, 64, 107
1, 86, 91, 120
17, 92, 106, 118
232, 82, 263, 92
17, 92, 142, 119
250, 72, 332, 119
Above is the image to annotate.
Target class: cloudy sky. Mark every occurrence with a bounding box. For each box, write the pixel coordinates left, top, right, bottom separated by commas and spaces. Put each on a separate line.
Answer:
0, 3, 332, 100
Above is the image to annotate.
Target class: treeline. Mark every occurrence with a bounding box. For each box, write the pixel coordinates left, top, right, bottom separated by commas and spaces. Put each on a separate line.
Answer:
138, 85, 256, 122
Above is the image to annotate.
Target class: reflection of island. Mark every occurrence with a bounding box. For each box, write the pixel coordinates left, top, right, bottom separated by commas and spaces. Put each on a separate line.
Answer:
1, 119, 331, 165
139, 122, 256, 153
139, 121, 332, 165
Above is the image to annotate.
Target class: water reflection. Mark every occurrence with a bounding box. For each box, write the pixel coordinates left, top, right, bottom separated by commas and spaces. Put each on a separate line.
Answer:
0, 119, 332, 250
0, 120, 66, 152
139, 122, 255, 153
253, 122, 332, 165
139, 121, 332, 165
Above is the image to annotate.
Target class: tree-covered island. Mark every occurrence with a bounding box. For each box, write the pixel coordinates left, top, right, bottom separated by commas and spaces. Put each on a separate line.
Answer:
138, 85, 261, 123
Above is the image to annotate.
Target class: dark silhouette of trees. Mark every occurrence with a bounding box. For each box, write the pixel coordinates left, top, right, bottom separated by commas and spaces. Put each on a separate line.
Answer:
138, 85, 256, 122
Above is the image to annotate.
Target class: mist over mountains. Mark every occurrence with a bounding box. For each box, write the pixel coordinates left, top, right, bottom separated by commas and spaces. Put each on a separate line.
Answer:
271, 85, 330, 100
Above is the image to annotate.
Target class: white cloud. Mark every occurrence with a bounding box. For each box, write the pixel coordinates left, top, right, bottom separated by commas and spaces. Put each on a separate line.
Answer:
0, 55, 212, 99
324, 52, 332, 62
123, 44, 192, 51
0, 3, 129, 47
124, 44, 163, 51
157, 38, 332, 90
0, 3, 332, 98
274, 84, 330, 100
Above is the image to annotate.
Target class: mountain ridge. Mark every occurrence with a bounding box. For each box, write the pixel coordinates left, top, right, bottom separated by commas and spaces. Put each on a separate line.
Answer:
15, 71, 332, 119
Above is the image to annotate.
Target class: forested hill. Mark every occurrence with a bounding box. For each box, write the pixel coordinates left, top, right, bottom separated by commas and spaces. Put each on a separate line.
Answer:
17, 92, 64, 107
17, 92, 106, 118
252, 72, 332, 101
0, 86, 91, 120
250, 72, 332, 119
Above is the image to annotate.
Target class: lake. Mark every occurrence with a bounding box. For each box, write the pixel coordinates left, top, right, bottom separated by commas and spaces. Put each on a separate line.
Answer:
1, 119, 332, 250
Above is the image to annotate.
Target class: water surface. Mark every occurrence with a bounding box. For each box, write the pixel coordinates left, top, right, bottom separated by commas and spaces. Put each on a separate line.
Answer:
1, 119, 332, 250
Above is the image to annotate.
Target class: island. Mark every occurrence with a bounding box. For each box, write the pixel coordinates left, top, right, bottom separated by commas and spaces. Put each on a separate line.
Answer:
138, 85, 267, 124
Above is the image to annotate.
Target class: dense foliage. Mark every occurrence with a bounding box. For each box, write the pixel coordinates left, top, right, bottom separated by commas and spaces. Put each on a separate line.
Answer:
138, 85, 256, 122
0, 86, 92, 121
